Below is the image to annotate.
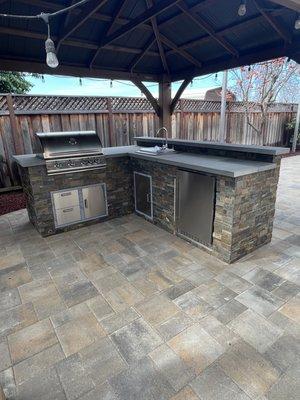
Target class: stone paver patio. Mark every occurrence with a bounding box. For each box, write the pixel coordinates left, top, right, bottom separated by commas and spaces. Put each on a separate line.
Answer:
0, 155, 299, 400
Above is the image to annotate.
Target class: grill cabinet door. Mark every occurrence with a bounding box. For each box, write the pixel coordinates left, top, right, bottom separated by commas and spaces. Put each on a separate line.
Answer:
82, 184, 107, 220
52, 189, 79, 209
134, 172, 152, 219
55, 206, 81, 227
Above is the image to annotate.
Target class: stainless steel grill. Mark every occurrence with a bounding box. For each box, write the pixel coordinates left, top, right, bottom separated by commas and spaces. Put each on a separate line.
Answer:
36, 131, 106, 175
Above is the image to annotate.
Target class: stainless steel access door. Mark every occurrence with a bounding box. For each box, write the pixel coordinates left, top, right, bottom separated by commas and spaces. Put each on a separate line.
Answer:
82, 184, 108, 220
134, 172, 153, 219
176, 170, 215, 246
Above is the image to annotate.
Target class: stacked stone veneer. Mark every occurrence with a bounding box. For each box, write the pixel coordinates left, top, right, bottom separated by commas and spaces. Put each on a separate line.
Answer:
19, 157, 133, 236
19, 153, 281, 263
130, 158, 177, 233
130, 156, 281, 263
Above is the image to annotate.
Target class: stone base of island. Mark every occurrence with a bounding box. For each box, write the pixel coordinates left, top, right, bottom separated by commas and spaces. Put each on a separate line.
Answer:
14, 138, 289, 263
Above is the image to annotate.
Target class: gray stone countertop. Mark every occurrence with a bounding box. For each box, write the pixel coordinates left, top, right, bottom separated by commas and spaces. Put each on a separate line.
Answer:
14, 146, 276, 178
134, 137, 290, 156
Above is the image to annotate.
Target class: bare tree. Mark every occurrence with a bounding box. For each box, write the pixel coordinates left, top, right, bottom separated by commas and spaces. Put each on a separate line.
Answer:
230, 58, 299, 137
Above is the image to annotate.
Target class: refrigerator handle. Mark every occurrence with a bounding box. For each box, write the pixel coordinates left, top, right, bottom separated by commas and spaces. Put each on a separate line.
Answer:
84, 198, 88, 208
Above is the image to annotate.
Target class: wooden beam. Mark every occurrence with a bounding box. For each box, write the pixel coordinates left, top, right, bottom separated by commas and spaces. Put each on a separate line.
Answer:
95, 0, 181, 49
170, 78, 192, 114
269, 0, 300, 12
129, 37, 156, 71
171, 38, 300, 81
0, 57, 160, 81
253, 0, 292, 43
131, 79, 161, 116
177, 1, 239, 57
159, 34, 202, 68
57, 0, 109, 50
89, 0, 129, 68
146, 0, 170, 75
0, 26, 160, 57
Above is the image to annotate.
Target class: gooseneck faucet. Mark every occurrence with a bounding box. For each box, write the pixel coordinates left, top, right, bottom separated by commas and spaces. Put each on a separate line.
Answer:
156, 127, 168, 149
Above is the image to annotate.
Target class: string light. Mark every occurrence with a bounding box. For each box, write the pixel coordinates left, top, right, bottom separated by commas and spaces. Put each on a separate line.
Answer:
190, 80, 193, 87
238, 0, 247, 17
295, 15, 300, 30
215, 73, 218, 81
248, 65, 251, 71
79, 77, 82, 86
0, 0, 91, 69
40, 13, 59, 69
110, 80, 113, 88
41, 75, 45, 83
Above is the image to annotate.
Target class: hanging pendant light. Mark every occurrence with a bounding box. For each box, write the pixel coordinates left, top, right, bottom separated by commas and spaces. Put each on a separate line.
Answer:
295, 15, 300, 30
41, 13, 59, 68
238, 0, 247, 17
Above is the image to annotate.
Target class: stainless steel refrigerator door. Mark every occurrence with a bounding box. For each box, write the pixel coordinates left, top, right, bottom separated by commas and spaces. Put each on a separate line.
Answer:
176, 170, 215, 246
82, 184, 107, 220
134, 172, 153, 219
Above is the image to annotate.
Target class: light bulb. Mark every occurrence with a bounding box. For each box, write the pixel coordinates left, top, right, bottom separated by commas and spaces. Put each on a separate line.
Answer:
295, 16, 300, 30
238, 1, 246, 17
45, 38, 59, 68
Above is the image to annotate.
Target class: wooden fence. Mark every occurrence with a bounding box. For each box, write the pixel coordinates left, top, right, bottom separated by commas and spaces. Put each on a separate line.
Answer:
0, 94, 297, 187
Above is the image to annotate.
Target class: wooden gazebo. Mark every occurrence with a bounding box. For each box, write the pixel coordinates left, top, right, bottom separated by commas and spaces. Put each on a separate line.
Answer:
0, 0, 299, 131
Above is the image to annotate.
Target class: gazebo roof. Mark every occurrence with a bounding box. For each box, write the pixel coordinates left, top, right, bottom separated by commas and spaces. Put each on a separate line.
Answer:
0, 0, 299, 82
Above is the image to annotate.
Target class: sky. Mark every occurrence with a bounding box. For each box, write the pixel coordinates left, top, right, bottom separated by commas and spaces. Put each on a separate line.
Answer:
27, 73, 223, 99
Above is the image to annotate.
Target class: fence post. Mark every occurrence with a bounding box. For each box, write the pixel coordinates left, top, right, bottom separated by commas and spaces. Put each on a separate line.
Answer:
106, 97, 115, 147
179, 99, 184, 139
292, 101, 300, 152
6, 94, 23, 154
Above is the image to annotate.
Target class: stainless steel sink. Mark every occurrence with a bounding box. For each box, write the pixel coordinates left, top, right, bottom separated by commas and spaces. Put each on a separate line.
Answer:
135, 146, 175, 156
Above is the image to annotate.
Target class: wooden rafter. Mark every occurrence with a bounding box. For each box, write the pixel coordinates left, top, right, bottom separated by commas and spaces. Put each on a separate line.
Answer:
166, 7, 289, 55
14, 0, 219, 34
269, 0, 300, 12
146, 0, 169, 75
57, 0, 109, 50
253, 0, 292, 43
89, 0, 129, 68
172, 38, 300, 81
59, 0, 76, 34
170, 78, 192, 114
159, 34, 202, 68
129, 37, 156, 71
0, 26, 160, 58
177, 1, 239, 57
131, 79, 160, 116
92, 0, 181, 52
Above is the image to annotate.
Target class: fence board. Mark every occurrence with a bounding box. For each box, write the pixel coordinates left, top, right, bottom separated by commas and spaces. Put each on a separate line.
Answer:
0, 94, 297, 188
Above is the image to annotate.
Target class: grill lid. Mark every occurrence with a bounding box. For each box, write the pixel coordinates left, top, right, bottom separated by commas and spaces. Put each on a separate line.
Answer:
36, 131, 103, 159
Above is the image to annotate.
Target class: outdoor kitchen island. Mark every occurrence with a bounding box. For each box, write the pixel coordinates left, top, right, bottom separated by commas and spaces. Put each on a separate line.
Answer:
14, 138, 289, 263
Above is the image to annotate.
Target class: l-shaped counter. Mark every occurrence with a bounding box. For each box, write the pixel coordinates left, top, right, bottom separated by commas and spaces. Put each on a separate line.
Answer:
13, 138, 289, 263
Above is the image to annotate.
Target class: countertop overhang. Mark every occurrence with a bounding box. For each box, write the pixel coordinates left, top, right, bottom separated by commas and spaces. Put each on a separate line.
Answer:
134, 137, 290, 156
13, 145, 277, 178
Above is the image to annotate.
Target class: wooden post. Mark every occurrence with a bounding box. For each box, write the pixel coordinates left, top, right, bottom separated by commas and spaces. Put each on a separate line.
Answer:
6, 94, 23, 154
106, 97, 115, 147
158, 78, 172, 134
